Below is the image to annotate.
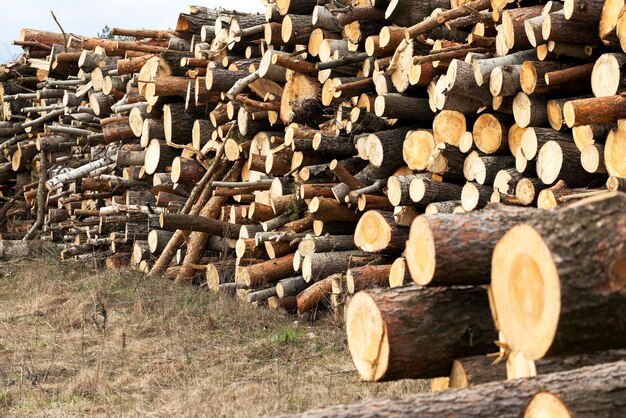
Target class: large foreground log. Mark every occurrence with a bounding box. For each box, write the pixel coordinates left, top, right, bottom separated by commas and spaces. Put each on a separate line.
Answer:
449, 349, 626, 389
346, 285, 496, 381
492, 192, 626, 361
283, 360, 626, 418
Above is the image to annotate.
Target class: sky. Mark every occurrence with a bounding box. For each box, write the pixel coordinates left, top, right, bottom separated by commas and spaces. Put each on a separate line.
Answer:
0, 0, 264, 63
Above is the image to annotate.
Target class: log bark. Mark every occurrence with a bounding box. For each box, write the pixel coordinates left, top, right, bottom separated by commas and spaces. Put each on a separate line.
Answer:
366, 126, 414, 168
563, 95, 626, 127
406, 205, 536, 286
298, 235, 357, 256
296, 274, 335, 315
354, 211, 408, 254
237, 253, 295, 287
346, 285, 496, 381
513, 92, 548, 128
536, 139, 604, 186
279, 360, 626, 417
450, 349, 626, 388
492, 192, 626, 360
374, 94, 433, 120
410, 178, 464, 205
302, 251, 385, 283
346, 264, 391, 294
159, 213, 240, 238
276, 276, 308, 298
473, 49, 537, 86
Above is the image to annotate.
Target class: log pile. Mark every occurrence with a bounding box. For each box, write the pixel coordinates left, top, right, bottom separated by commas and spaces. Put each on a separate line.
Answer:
1, 1, 626, 415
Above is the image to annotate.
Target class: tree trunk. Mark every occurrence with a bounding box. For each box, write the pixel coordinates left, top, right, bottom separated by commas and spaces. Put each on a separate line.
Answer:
374, 94, 433, 121
346, 285, 496, 381
472, 113, 512, 155
536, 139, 605, 186
513, 92, 548, 128
308, 197, 361, 222
450, 349, 626, 388
236, 253, 295, 287
298, 235, 357, 256
159, 213, 240, 238
410, 177, 464, 204
354, 211, 407, 254
279, 361, 626, 417
473, 49, 537, 86
276, 276, 309, 298
563, 95, 626, 127
296, 274, 335, 314
492, 192, 626, 360
406, 205, 535, 286
346, 264, 391, 294
302, 251, 386, 283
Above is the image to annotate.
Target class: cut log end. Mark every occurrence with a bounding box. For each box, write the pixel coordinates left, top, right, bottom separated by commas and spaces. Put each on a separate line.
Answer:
354, 211, 392, 253
405, 216, 436, 286
403, 130, 435, 170
345, 291, 389, 382
591, 53, 623, 98
523, 392, 572, 418
491, 224, 561, 360
536, 141, 563, 185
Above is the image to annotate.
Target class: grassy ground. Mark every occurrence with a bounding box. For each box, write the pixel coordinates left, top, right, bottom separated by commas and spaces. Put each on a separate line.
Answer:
0, 259, 428, 417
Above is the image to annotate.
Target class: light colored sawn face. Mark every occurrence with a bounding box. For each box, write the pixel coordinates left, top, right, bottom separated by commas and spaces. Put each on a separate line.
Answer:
523, 392, 572, 418
346, 292, 389, 381
491, 224, 561, 360
406, 216, 435, 286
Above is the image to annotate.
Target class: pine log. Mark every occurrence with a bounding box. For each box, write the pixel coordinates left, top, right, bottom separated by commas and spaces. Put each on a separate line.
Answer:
346, 264, 391, 294
536, 140, 605, 186
366, 126, 415, 168
605, 126, 626, 177
450, 349, 626, 388
473, 49, 537, 86
279, 361, 626, 417
492, 192, 626, 360
513, 92, 548, 128
276, 276, 308, 298
410, 178, 464, 205
346, 285, 496, 381
296, 274, 335, 315
354, 211, 407, 254
298, 235, 357, 256
374, 94, 433, 120
563, 95, 626, 127
302, 251, 385, 283
406, 205, 535, 286
237, 253, 295, 287
489, 64, 521, 96
159, 213, 240, 238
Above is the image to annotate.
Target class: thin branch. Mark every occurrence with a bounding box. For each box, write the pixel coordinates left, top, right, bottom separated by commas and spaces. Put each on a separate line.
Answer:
50, 11, 68, 52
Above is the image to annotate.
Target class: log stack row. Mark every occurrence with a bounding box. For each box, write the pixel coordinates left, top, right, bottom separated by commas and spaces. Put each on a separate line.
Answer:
1, 1, 625, 415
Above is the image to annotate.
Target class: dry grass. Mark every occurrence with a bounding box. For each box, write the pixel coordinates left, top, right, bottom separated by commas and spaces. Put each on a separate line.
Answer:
0, 259, 428, 417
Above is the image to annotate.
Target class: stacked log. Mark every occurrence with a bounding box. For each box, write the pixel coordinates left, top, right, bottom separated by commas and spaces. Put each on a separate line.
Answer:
279, 360, 626, 417
1, 2, 626, 415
